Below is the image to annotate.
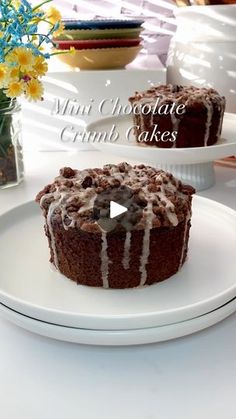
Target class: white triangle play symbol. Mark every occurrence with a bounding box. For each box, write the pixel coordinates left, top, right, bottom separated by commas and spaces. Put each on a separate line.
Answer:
110, 201, 128, 219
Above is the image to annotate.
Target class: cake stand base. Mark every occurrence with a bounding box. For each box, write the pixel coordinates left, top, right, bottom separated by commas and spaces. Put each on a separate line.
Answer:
154, 162, 215, 191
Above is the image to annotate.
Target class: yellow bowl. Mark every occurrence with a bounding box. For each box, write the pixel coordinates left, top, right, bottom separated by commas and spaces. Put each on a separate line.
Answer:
57, 46, 142, 70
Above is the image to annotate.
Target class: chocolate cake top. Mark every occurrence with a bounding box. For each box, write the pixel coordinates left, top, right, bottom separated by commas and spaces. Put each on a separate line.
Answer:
129, 84, 225, 108
36, 162, 195, 233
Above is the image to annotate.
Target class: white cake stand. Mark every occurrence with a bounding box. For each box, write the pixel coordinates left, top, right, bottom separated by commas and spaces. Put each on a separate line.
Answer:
87, 113, 236, 191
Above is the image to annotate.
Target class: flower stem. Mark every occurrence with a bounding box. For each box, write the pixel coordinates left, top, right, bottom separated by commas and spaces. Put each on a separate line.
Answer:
33, 0, 52, 11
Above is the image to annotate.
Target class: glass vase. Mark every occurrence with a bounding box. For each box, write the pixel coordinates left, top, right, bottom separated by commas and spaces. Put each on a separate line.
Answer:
0, 98, 24, 189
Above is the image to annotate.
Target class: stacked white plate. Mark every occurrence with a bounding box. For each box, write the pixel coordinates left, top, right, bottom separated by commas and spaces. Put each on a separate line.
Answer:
0, 195, 236, 346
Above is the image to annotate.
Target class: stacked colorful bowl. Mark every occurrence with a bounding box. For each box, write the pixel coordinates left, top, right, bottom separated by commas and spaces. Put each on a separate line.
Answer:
54, 19, 144, 70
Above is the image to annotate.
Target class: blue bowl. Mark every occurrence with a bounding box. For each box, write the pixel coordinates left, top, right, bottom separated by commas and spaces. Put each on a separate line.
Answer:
62, 19, 144, 30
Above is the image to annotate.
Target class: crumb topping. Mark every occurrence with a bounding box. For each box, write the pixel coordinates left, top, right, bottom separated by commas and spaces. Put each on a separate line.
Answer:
129, 84, 225, 108
36, 162, 195, 233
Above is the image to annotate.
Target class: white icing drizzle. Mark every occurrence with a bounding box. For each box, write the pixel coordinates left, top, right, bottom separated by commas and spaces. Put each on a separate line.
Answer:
46, 200, 60, 269
122, 231, 132, 270
156, 180, 179, 227
216, 102, 225, 141
138, 177, 180, 286
170, 113, 180, 148
139, 111, 145, 135
100, 231, 109, 288
150, 109, 154, 127
60, 193, 76, 230
78, 191, 97, 215
39, 183, 98, 270
139, 201, 155, 286
166, 206, 178, 226
39, 191, 62, 269
178, 210, 190, 270
202, 98, 213, 147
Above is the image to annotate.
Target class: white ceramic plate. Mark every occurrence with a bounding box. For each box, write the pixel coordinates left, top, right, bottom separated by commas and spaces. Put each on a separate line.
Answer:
0, 297, 236, 346
0, 196, 236, 330
88, 113, 236, 165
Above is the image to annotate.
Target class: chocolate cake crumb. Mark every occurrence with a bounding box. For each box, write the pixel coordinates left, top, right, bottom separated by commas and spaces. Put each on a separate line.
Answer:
36, 163, 195, 289
60, 167, 75, 178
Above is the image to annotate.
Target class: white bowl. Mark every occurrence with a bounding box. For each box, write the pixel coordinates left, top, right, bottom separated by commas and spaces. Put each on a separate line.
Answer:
167, 5, 236, 113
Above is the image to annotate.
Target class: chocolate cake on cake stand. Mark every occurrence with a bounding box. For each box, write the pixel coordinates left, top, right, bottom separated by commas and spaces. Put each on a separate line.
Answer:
88, 112, 236, 191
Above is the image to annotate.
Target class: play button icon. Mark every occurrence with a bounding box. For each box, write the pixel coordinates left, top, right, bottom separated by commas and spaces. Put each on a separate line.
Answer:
110, 201, 128, 219
93, 185, 143, 233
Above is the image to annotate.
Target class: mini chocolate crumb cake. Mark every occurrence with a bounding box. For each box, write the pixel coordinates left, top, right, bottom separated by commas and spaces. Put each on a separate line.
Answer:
129, 85, 225, 148
36, 163, 195, 289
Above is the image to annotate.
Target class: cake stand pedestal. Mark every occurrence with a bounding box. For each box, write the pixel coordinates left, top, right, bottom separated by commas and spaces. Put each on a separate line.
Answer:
88, 113, 236, 191
154, 162, 215, 191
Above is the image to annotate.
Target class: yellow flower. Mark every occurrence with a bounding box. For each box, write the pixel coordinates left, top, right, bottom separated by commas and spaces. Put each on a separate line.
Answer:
10, 47, 34, 72
32, 8, 44, 24
5, 50, 17, 65
25, 79, 44, 101
0, 64, 8, 88
46, 6, 64, 37
32, 56, 48, 77
7, 67, 19, 82
70, 46, 76, 55
0, 31, 4, 38
54, 21, 65, 38
12, 0, 21, 9
5, 81, 24, 98
47, 7, 62, 24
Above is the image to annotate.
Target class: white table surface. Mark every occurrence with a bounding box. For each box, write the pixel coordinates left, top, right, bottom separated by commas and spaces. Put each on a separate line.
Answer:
0, 149, 236, 419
